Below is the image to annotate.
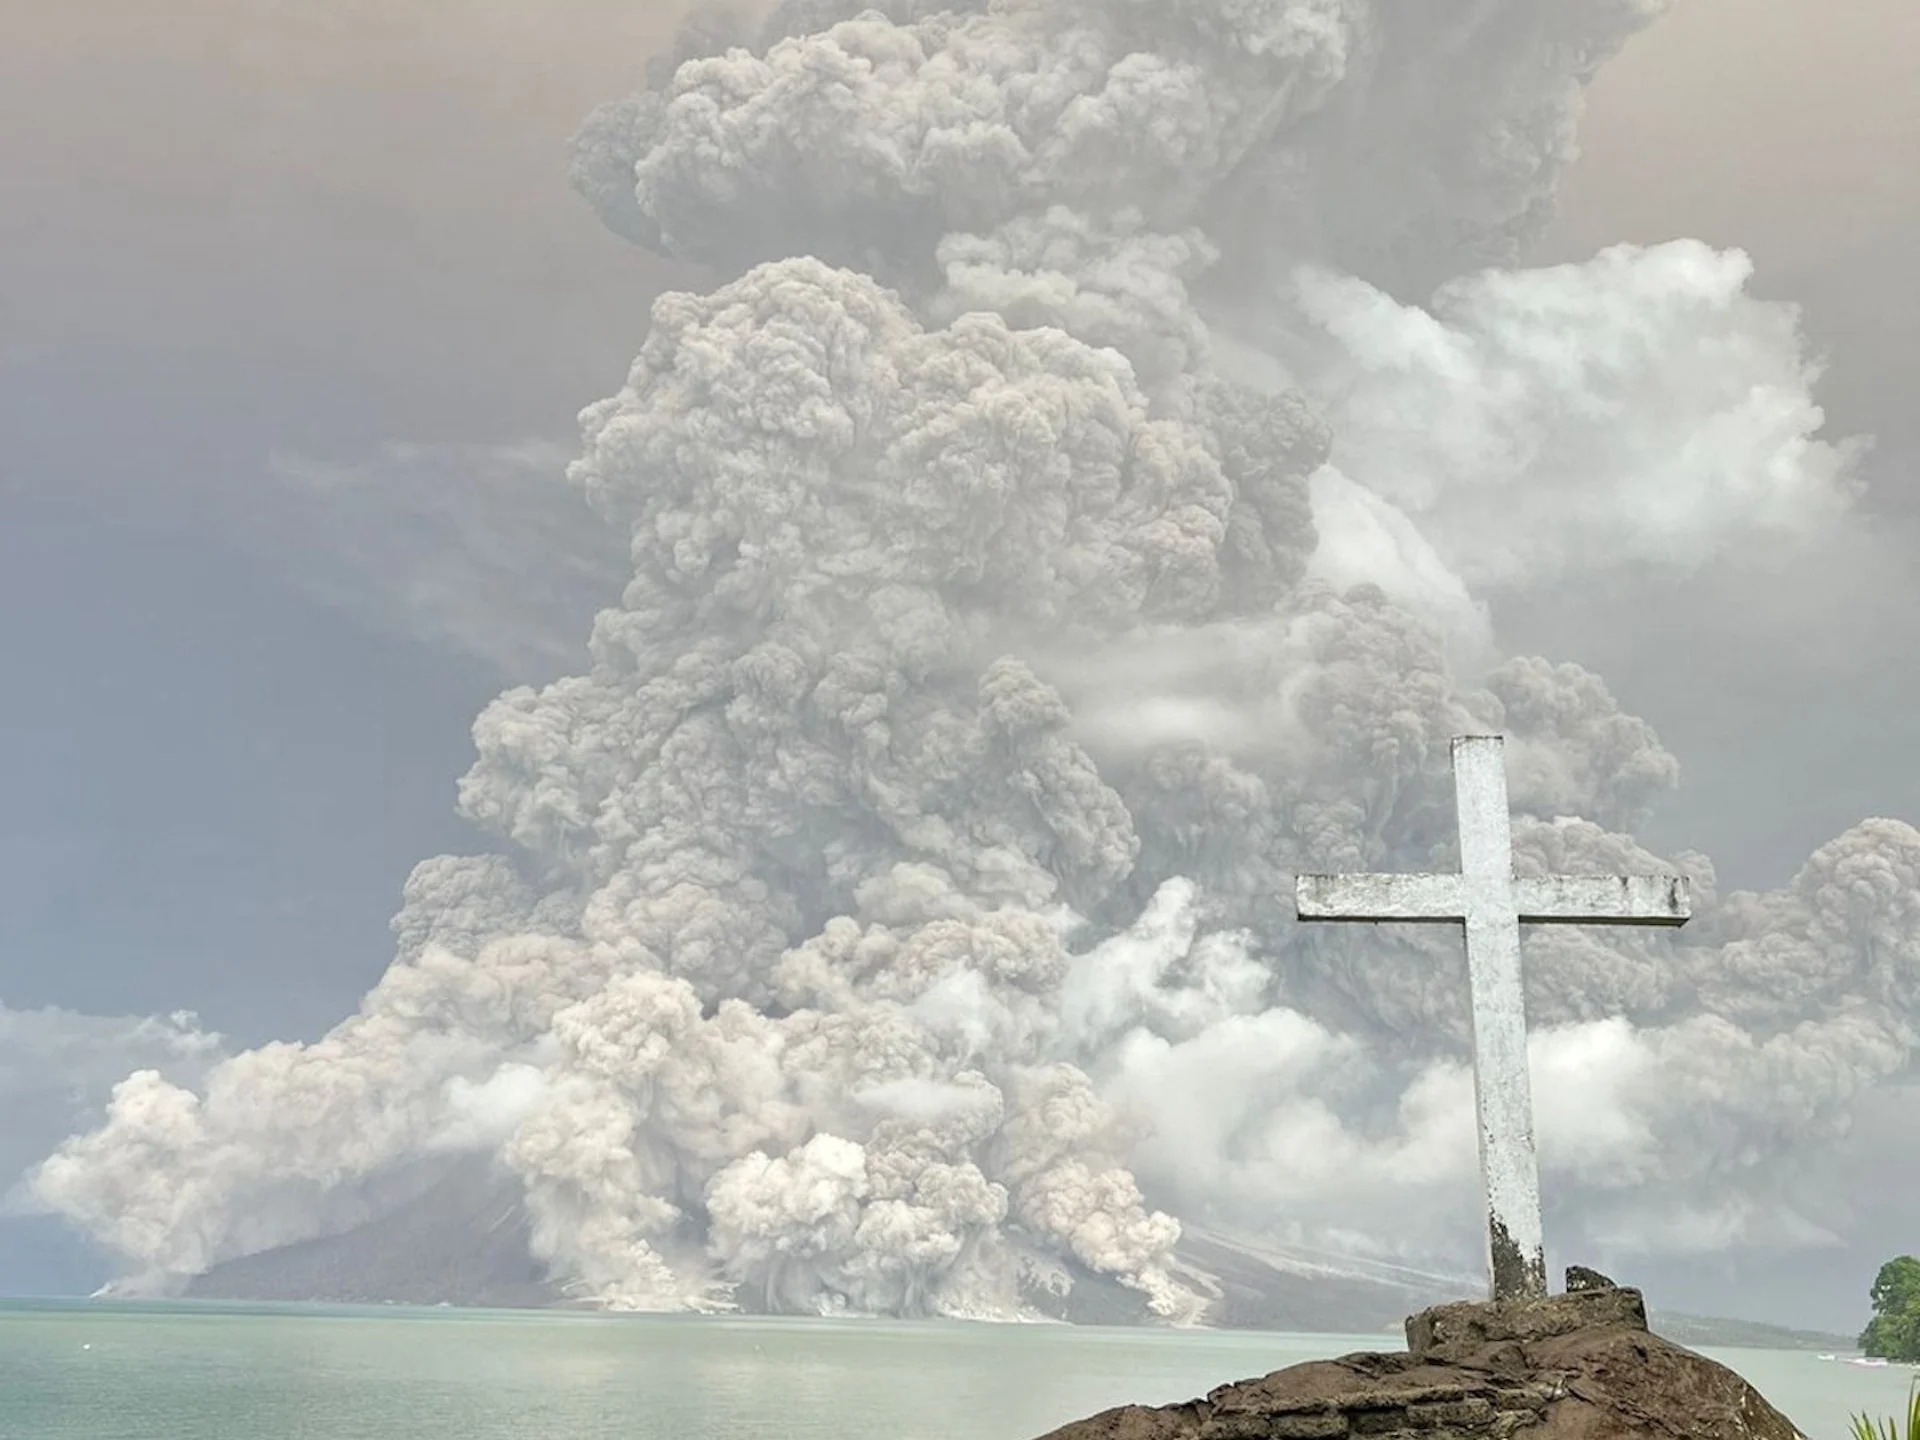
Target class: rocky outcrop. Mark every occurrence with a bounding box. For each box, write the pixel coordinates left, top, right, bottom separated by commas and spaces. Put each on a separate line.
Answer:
1036, 1278, 1807, 1440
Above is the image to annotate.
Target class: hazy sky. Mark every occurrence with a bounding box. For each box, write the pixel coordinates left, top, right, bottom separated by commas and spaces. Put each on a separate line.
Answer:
1, 0, 1915, 1316
1, 0, 694, 1041
1530, 0, 1920, 909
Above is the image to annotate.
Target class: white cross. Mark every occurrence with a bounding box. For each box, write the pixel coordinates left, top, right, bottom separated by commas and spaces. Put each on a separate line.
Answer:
1294, 735, 1690, 1302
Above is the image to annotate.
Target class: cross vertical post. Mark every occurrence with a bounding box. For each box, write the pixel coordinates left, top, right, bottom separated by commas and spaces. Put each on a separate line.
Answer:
1294, 735, 1691, 1303
1451, 736, 1545, 1299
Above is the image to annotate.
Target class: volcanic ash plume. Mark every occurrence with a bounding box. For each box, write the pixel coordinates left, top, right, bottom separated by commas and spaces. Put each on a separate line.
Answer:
32, 0, 1914, 1316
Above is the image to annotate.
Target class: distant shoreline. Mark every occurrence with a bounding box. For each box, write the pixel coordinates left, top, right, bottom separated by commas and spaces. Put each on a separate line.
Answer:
0, 1293, 1867, 1356
1647, 1312, 1859, 1354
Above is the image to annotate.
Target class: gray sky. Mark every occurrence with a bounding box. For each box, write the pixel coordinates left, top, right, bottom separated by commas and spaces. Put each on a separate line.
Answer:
0, 0, 693, 1042
1525, 0, 1920, 893
1, 0, 1914, 1319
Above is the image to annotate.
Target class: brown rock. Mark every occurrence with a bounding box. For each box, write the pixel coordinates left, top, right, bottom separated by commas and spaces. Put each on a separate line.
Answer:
1406, 1286, 1650, 1359
1034, 1289, 1807, 1440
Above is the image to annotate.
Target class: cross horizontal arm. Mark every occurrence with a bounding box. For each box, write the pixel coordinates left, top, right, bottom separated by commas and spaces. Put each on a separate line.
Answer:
1512, 874, 1691, 926
1296, 872, 1466, 923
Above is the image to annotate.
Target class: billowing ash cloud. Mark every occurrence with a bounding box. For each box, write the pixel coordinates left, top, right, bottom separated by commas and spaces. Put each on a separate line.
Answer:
1283, 243, 1862, 591
0, 1002, 224, 1220
32, 0, 1912, 1318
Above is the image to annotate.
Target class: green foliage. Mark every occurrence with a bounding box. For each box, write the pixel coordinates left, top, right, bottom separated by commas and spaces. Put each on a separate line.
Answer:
1847, 1380, 1920, 1440
1862, 1257, 1920, 1364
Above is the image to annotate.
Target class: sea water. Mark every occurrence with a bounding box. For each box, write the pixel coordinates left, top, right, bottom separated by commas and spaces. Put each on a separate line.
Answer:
0, 1300, 1910, 1440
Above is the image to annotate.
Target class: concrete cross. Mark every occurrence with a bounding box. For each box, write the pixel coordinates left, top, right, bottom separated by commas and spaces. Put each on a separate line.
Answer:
1294, 735, 1690, 1302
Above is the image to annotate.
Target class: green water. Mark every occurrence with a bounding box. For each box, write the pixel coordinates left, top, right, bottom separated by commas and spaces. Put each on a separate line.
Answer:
0, 1300, 1910, 1440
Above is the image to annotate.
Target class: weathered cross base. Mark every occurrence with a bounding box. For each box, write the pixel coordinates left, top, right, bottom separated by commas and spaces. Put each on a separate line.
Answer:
1035, 1275, 1804, 1440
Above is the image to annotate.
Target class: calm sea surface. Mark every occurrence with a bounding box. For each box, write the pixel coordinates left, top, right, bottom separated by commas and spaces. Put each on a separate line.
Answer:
0, 1300, 1912, 1440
